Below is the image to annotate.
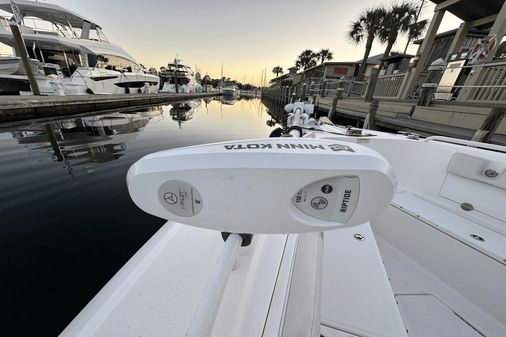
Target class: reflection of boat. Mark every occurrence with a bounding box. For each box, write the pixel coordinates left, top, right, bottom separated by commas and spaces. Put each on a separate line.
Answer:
0, 0, 159, 95
220, 80, 238, 96
168, 102, 196, 128
160, 59, 200, 93
62, 102, 506, 337
220, 96, 236, 105
9, 108, 162, 173
239, 90, 260, 98
0, 55, 20, 74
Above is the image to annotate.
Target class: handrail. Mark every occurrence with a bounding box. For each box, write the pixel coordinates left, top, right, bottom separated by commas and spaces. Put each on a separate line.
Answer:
378, 72, 407, 79
423, 136, 506, 153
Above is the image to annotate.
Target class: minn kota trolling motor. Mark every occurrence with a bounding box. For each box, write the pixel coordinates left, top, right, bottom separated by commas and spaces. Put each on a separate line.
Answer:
127, 137, 396, 337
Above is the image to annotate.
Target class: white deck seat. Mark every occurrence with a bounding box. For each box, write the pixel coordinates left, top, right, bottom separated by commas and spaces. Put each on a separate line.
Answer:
321, 223, 408, 337
392, 191, 506, 264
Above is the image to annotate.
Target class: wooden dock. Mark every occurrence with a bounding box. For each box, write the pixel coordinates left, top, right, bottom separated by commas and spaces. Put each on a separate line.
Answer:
0, 92, 220, 123
262, 87, 506, 146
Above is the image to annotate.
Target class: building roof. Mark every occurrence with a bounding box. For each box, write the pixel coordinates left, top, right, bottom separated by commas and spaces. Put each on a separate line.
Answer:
413, 27, 488, 44
381, 53, 414, 62
367, 53, 384, 64
0, 0, 100, 29
430, 0, 504, 22
269, 73, 291, 82
355, 53, 384, 65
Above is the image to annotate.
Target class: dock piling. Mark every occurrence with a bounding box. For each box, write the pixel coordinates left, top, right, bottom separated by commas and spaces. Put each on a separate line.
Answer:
418, 59, 445, 106
471, 107, 506, 143
9, 21, 41, 95
328, 80, 345, 121
300, 83, 307, 102
363, 99, 379, 130
364, 69, 379, 102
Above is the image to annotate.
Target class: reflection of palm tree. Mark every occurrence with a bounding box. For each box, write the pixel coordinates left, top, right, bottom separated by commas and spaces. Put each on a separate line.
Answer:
295, 50, 318, 70
378, 2, 428, 71
272, 66, 283, 77
348, 7, 386, 80
317, 49, 333, 64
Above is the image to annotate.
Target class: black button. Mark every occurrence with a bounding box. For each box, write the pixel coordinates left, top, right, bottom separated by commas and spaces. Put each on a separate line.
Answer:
321, 185, 333, 194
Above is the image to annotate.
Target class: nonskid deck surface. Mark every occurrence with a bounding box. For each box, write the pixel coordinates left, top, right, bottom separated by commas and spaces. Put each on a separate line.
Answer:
377, 236, 506, 337
61, 221, 408, 337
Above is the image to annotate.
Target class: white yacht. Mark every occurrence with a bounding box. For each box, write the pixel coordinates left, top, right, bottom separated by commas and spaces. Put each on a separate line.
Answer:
221, 80, 239, 96
159, 59, 201, 93
0, 0, 159, 95
0, 55, 19, 74
60, 102, 506, 337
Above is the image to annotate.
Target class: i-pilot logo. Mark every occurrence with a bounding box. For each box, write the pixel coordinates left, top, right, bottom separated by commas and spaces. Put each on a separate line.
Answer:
223, 143, 355, 152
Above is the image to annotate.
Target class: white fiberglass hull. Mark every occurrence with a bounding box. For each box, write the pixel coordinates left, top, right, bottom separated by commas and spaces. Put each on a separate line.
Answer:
221, 87, 236, 96
61, 123, 506, 337
160, 83, 200, 94
0, 56, 20, 75
66, 68, 159, 95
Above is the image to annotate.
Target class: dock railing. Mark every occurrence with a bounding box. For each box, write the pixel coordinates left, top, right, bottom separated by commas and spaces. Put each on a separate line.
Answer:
373, 72, 408, 100
463, 61, 506, 104
415, 60, 506, 105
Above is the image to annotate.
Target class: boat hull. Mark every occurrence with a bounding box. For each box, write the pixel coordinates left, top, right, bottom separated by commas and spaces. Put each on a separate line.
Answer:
67, 68, 160, 95
0, 56, 20, 75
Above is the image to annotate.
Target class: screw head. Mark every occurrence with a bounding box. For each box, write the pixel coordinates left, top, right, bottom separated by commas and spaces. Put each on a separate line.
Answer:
461, 203, 474, 211
470, 234, 485, 242
353, 233, 365, 241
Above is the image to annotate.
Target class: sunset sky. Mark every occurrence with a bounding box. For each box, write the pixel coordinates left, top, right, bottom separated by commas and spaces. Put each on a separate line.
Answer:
1, 0, 462, 84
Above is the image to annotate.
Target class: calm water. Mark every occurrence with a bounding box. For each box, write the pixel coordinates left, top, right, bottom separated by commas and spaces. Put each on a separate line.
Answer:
0, 98, 273, 337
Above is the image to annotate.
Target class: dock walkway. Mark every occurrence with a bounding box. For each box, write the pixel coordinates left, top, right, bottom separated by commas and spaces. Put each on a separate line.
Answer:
262, 87, 506, 146
0, 92, 219, 123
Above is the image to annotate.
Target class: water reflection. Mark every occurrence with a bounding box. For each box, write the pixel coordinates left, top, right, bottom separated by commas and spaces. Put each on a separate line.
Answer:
221, 96, 237, 105
8, 108, 164, 177
167, 101, 196, 128
0, 97, 271, 337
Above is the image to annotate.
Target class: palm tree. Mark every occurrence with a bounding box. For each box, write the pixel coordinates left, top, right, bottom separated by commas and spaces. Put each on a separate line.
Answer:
378, 2, 428, 71
272, 66, 283, 77
348, 7, 386, 81
403, 0, 427, 53
317, 49, 333, 64
295, 49, 318, 70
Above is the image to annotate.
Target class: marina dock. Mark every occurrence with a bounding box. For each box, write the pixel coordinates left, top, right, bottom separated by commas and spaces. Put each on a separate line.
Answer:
0, 92, 220, 123
262, 70, 506, 145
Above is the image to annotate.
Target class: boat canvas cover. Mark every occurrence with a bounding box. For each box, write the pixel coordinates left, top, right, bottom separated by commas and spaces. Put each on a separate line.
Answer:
0, 0, 100, 29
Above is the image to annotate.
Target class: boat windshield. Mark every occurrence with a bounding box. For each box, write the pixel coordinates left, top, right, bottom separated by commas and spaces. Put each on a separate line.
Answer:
0, 14, 110, 42
90, 54, 141, 73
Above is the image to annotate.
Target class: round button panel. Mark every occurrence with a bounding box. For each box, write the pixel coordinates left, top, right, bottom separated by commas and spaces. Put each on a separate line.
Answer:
292, 176, 360, 223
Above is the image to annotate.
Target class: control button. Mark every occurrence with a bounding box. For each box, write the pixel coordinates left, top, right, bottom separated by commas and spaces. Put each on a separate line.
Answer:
321, 185, 333, 194
164, 192, 178, 205
311, 197, 328, 210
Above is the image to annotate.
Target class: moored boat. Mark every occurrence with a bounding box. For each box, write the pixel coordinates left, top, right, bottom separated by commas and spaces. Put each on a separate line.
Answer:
0, 55, 20, 74
60, 102, 506, 337
0, 0, 159, 95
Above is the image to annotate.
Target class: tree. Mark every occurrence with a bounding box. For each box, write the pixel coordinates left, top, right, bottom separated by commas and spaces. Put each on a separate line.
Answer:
348, 7, 386, 81
317, 49, 333, 64
272, 66, 283, 77
378, 2, 428, 71
295, 49, 318, 70
403, 0, 427, 53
